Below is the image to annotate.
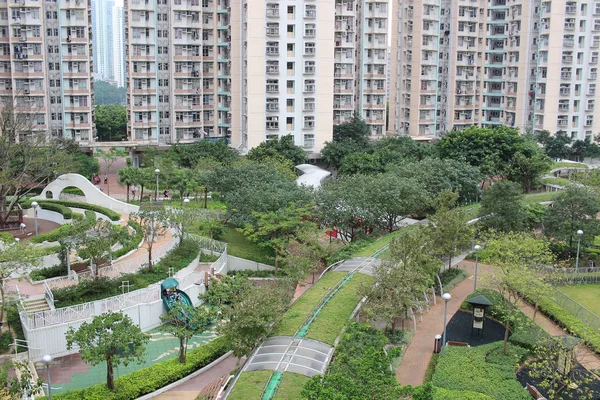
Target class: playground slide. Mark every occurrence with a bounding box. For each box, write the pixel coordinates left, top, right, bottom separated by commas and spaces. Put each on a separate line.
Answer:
162, 289, 193, 311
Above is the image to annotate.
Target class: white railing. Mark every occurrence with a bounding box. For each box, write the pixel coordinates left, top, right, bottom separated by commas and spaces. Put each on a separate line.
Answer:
186, 233, 227, 254
43, 282, 54, 310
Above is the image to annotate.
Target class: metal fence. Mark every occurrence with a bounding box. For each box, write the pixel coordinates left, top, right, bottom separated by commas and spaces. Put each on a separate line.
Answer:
551, 287, 600, 331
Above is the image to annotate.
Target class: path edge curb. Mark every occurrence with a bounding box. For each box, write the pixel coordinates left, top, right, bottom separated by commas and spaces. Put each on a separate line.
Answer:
136, 350, 234, 400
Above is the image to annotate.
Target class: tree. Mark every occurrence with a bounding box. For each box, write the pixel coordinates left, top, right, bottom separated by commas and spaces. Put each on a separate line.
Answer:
479, 180, 526, 233
337, 152, 383, 175
247, 134, 308, 166
74, 152, 100, 179
131, 167, 154, 203
367, 173, 430, 233
0, 100, 76, 228
93, 80, 126, 105
95, 104, 127, 142
200, 274, 251, 307
537, 130, 572, 161
161, 205, 202, 246
96, 147, 124, 195
283, 225, 338, 283
170, 168, 198, 204
0, 239, 41, 332
389, 158, 483, 203
333, 112, 371, 144
0, 359, 44, 399
218, 283, 288, 358
241, 204, 313, 272
526, 336, 595, 400
483, 232, 554, 354
160, 303, 213, 363
76, 220, 122, 277
544, 185, 600, 249
506, 142, 553, 193
359, 262, 427, 332
132, 211, 168, 268
170, 140, 239, 168
437, 126, 526, 178
428, 191, 474, 268
388, 225, 438, 279
321, 140, 367, 170
66, 312, 148, 391
117, 167, 137, 202
197, 214, 224, 254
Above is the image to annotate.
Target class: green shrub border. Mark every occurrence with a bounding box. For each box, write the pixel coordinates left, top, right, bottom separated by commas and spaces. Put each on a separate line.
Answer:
31, 210, 96, 244
23, 199, 121, 221
47, 337, 230, 399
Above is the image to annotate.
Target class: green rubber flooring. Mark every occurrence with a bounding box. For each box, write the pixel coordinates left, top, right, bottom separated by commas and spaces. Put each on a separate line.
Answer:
52, 325, 217, 393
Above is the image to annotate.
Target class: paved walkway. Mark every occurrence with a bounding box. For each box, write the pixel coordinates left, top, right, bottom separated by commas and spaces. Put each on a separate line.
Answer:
396, 260, 600, 386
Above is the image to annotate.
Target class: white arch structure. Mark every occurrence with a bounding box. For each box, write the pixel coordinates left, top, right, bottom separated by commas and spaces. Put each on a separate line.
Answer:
36, 173, 139, 214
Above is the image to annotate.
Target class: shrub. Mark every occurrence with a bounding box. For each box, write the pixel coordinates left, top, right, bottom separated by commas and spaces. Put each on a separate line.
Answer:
433, 387, 494, 400
431, 342, 529, 400
227, 269, 284, 278
53, 240, 200, 308
0, 232, 14, 244
30, 264, 68, 282
31, 200, 121, 221
436, 268, 469, 294
0, 331, 12, 352
111, 221, 143, 259
31, 210, 95, 244
6, 305, 25, 351
48, 336, 230, 400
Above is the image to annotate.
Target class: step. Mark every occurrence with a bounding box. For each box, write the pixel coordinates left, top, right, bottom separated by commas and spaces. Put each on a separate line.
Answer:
23, 299, 50, 313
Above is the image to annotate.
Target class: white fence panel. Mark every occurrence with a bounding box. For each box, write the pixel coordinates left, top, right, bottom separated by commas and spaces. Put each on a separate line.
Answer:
227, 255, 275, 272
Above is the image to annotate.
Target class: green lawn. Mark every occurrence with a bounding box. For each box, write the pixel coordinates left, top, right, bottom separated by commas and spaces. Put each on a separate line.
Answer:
306, 274, 375, 345
271, 272, 347, 337
558, 284, 600, 316
541, 177, 571, 186
354, 225, 419, 257
228, 370, 272, 400
273, 372, 310, 399
219, 225, 275, 265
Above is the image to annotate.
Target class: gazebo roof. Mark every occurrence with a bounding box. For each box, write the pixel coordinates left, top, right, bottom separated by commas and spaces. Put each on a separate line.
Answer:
161, 278, 179, 290
466, 295, 493, 307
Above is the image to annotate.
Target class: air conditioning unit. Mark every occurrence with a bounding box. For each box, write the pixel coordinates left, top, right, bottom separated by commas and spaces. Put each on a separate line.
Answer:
19, 36, 26, 42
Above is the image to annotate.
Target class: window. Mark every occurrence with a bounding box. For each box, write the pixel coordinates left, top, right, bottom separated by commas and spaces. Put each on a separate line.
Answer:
266, 60, 279, 74
305, 4, 316, 18
266, 23, 279, 36
266, 3, 279, 17
266, 41, 279, 55
588, 99, 595, 110
304, 97, 315, 111
586, 115, 594, 126
592, 52, 599, 63
266, 116, 279, 129
303, 116, 315, 129
304, 42, 316, 55
589, 83, 597, 95
266, 98, 278, 111
304, 79, 315, 92
304, 24, 316, 37
158, 46, 168, 55
304, 61, 315, 74
266, 79, 279, 92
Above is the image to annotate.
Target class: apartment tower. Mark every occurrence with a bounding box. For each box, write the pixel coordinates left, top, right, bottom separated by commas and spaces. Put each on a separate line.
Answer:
0, 0, 96, 143
390, 0, 600, 141
124, 0, 388, 152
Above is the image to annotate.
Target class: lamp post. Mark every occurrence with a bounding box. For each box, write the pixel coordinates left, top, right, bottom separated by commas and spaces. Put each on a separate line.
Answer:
31, 201, 39, 236
154, 168, 160, 201
183, 198, 190, 205
41, 354, 52, 400
441, 293, 451, 356
473, 245, 482, 293
575, 229, 584, 274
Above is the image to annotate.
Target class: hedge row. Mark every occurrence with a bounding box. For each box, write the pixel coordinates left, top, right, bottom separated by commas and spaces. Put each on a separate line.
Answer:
31, 210, 96, 244
431, 342, 530, 400
436, 268, 469, 294
23, 199, 121, 221
48, 336, 230, 400
112, 220, 143, 259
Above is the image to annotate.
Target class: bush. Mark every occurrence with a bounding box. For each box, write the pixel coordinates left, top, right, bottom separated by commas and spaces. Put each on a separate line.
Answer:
30, 264, 67, 282
0, 232, 14, 244
6, 305, 25, 351
0, 331, 12, 352
436, 268, 469, 294
31, 210, 95, 244
431, 342, 530, 400
29, 200, 121, 221
226, 269, 283, 278
433, 387, 494, 400
53, 240, 200, 308
111, 221, 143, 259
48, 336, 230, 400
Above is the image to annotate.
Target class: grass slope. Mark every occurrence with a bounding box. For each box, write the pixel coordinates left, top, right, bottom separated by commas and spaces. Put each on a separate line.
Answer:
558, 284, 600, 316
220, 225, 274, 265
227, 371, 272, 400
271, 272, 347, 337
273, 372, 310, 400
305, 274, 375, 345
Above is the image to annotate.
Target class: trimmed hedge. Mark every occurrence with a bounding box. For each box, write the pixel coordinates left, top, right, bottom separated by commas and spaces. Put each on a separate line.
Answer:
30, 264, 67, 282
24, 199, 121, 221
431, 342, 530, 400
31, 210, 95, 244
112, 220, 143, 259
47, 336, 230, 400
436, 268, 469, 294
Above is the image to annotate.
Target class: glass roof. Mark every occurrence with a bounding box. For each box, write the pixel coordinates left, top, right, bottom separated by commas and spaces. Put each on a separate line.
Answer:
333, 257, 381, 276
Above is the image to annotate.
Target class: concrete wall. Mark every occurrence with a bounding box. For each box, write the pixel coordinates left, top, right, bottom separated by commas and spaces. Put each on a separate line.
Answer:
227, 255, 275, 272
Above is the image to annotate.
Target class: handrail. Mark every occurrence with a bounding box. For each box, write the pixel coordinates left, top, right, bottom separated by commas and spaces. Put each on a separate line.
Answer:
43, 281, 54, 309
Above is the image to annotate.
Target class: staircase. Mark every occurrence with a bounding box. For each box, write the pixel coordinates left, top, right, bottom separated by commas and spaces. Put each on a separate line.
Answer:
22, 298, 50, 313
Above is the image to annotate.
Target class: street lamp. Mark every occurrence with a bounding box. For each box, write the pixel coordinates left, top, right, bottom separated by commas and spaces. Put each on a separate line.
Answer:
473, 245, 482, 293
183, 198, 190, 205
441, 293, 452, 356
575, 229, 584, 274
154, 169, 160, 201
31, 201, 39, 236
41, 354, 53, 400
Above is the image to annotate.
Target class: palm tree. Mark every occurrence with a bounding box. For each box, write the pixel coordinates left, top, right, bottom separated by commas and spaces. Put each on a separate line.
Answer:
117, 167, 135, 202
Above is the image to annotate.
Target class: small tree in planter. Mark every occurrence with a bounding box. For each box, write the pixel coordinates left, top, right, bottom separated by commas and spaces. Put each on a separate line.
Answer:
160, 303, 213, 363
66, 312, 148, 391
132, 210, 168, 269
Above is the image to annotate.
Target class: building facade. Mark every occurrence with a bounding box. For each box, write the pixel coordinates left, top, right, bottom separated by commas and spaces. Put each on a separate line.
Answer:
125, 0, 387, 152
390, 0, 600, 142
91, 0, 124, 87
0, 0, 95, 143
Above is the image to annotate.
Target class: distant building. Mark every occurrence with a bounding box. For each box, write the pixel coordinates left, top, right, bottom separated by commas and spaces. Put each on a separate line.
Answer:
92, 0, 125, 87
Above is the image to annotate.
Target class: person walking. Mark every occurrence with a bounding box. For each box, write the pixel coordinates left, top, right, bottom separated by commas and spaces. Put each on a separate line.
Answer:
104, 174, 108, 184
19, 222, 26, 234
131, 184, 137, 200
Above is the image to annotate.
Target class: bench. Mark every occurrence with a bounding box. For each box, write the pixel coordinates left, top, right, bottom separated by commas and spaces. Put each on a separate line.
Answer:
447, 341, 469, 347
526, 383, 547, 400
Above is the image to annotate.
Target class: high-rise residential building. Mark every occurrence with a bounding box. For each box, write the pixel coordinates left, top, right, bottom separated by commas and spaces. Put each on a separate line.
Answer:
125, 0, 387, 152
92, 0, 125, 87
112, 6, 125, 88
390, 0, 600, 142
0, 0, 96, 143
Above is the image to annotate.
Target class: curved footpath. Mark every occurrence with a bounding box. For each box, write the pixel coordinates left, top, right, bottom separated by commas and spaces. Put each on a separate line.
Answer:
396, 259, 600, 386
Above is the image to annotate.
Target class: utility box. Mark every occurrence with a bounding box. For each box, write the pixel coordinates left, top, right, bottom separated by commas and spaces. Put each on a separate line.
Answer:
434, 334, 442, 353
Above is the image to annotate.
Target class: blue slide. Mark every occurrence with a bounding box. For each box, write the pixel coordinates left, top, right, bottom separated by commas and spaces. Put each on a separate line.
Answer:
161, 278, 194, 324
